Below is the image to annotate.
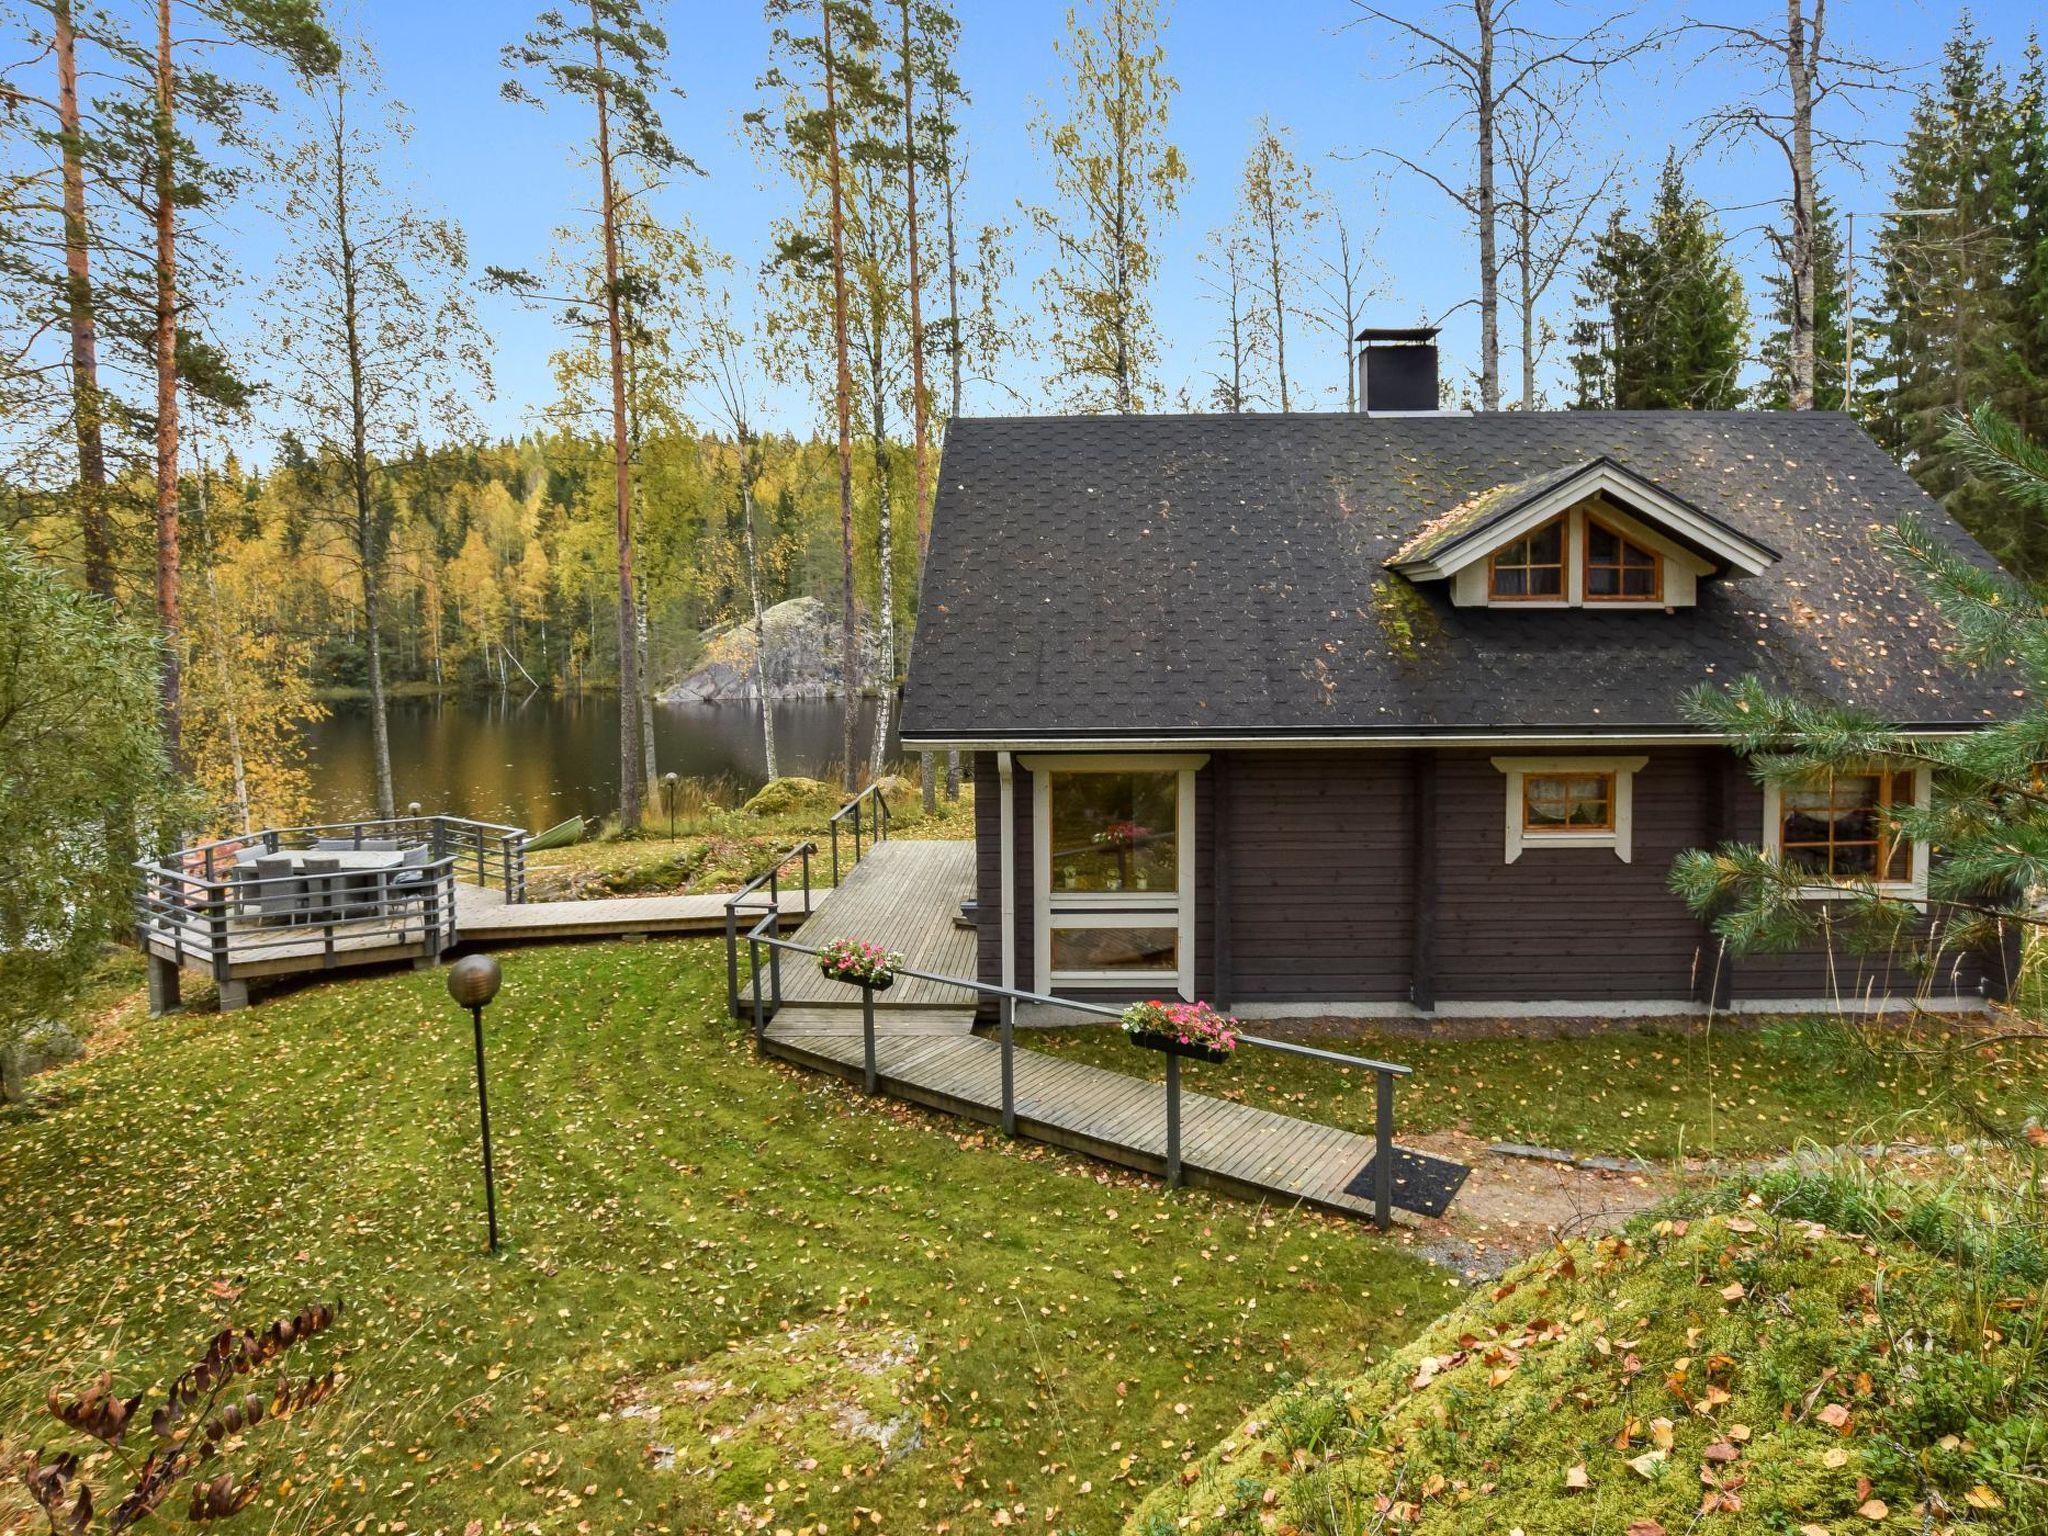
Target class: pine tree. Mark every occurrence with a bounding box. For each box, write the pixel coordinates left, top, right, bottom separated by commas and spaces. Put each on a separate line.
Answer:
2010, 39, 2048, 444
1567, 155, 1747, 411
1760, 196, 1849, 411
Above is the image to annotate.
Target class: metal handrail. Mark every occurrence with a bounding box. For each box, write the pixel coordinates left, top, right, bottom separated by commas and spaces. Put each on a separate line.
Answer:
136, 815, 528, 903
732, 909, 1411, 1229
828, 781, 893, 885
721, 842, 817, 1020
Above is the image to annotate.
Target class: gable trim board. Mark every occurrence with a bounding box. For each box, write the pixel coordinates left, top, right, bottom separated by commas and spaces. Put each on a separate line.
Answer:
1388, 457, 1779, 583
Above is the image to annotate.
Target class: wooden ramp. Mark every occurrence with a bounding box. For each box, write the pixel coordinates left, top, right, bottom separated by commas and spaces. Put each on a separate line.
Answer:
754, 839, 1422, 1224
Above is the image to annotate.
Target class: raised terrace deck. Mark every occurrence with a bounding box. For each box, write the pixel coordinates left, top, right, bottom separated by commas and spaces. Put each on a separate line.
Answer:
743, 838, 1455, 1224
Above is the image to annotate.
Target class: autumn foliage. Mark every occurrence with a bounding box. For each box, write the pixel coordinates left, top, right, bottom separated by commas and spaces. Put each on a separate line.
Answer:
19, 1302, 342, 1533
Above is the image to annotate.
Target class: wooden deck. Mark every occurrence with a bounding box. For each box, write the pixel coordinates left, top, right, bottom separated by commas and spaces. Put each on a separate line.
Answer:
756, 839, 1434, 1223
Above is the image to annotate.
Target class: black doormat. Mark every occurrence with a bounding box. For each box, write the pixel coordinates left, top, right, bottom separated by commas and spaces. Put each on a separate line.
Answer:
1344, 1149, 1470, 1218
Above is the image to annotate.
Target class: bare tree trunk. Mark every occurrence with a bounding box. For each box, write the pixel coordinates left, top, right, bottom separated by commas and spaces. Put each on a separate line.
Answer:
55, 0, 112, 600
737, 439, 779, 779
1784, 0, 1817, 410
1517, 201, 1537, 408
195, 470, 250, 832
1475, 2, 1500, 412
901, 0, 939, 814
151, 0, 181, 762
867, 384, 896, 782
1110, 0, 1133, 412
940, 89, 962, 802
591, 10, 642, 830
824, 2, 861, 794
329, 86, 396, 819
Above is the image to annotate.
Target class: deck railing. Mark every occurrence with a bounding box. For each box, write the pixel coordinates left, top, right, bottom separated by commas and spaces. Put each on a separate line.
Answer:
727, 898, 1412, 1229
135, 850, 459, 983
828, 782, 892, 886
721, 842, 816, 1020
134, 816, 525, 984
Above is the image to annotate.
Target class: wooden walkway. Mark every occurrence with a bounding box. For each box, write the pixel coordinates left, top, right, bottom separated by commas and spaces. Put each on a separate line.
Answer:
756, 839, 1432, 1223
456, 883, 819, 944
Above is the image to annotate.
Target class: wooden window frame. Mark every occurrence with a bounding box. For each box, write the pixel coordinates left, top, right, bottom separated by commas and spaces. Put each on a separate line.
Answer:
1486, 515, 1568, 603
1521, 769, 1617, 835
1765, 766, 1929, 899
1492, 755, 1647, 862
1582, 514, 1664, 604
1023, 754, 1202, 998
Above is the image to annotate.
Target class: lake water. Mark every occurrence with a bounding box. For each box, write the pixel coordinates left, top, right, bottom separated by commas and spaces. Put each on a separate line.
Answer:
304, 696, 903, 829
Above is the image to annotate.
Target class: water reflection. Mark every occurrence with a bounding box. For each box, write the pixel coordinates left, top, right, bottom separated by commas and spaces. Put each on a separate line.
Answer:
303, 695, 901, 828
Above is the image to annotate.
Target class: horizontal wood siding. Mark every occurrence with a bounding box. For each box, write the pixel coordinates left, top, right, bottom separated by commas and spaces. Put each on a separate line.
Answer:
971, 744, 2003, 1014
1432, 748, 1712, 1002
1220, 751, 1415, 1003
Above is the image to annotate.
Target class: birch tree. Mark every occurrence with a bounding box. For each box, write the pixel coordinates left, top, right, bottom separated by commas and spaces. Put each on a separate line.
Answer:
1497, 92, 1613, 408
1307, 197, 1379, 412
269, 49, 488, 820
500, 0, 694, 833
1690, 3, 1907, 411
1025, 0, 1186, 413
1196, 230, 1267, 412
682, 248, 784, 779
1346, 0, 1638, 411
1237, 117, 1315, 411
763, 0, 886, 793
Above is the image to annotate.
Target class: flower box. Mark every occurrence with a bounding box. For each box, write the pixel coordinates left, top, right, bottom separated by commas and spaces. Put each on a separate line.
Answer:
817, 937, 904, 991
1119, 1000, 1239, 1064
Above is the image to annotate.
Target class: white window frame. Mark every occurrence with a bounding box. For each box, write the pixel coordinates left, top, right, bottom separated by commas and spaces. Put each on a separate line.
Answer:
1764, 765, 1930, 901
1023, 753, 1203, 998
1491, 754, 1648, 863
1454, 502, 1713, 610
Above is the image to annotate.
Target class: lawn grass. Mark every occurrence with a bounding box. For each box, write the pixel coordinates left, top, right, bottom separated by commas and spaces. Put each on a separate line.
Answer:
525, 777, 974, 900
0, 937, 1449, 1534
1032, 1014, 2048, 1162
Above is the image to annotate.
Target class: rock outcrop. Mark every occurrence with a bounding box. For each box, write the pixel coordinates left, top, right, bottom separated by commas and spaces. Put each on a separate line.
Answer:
659, 596, 887, 702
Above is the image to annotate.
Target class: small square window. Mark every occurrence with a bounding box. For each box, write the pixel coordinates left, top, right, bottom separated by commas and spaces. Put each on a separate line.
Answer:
1523, 772, 1615, 833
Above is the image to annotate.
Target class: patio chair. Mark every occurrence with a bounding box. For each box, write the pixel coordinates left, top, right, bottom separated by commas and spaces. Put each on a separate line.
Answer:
314, 837, 357, 852
301, 854, 343, 926
251, 855, 304, 926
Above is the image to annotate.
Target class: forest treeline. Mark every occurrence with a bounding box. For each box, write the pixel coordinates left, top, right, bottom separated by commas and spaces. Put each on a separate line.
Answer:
1, 0, 2046, 846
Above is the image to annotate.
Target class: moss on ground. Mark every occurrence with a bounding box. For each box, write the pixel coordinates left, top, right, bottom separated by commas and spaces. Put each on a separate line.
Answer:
1035, 1015, 2048, 1161
0, 938, 1448, 1533
1127, 1175, 2046, 1533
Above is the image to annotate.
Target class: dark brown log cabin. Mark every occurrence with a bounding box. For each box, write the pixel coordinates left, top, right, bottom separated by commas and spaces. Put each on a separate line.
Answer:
901, 339, 2022, 1020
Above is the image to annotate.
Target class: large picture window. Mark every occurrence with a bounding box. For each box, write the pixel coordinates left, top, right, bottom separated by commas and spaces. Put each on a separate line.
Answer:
1028, 756, 1200, 995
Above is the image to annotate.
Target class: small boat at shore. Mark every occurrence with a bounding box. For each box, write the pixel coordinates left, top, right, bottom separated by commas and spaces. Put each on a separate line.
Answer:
524, 815, 585, 852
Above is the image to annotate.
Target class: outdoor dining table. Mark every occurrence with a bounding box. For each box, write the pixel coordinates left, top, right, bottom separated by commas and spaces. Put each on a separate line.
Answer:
236, 848, 408, 924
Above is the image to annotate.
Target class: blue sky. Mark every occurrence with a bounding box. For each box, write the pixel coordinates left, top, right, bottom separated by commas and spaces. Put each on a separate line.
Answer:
283, 0, 2042, 441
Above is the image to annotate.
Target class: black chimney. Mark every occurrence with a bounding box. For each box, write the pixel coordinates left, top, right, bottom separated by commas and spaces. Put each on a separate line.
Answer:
1356, 326, 1440, 413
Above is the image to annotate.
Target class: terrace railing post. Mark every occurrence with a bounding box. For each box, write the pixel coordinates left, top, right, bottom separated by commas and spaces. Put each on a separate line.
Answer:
1374, 1070, 1395, 1231
999, 994, 1016, 1136
854, 800, 864, 865
802, 845, 812, 914
1165, 1053, 1182, 1187
725, 903, 741, 1020
831, 822, 841, 889
861, 984, 878, 1094
475, 824, 486, 888
207, 883, 230, 984
769, 907, 783, 1010
749, 936, 765, 1047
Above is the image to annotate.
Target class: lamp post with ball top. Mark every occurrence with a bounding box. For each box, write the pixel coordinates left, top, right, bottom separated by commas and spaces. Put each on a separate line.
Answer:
447, 955, 503, 1251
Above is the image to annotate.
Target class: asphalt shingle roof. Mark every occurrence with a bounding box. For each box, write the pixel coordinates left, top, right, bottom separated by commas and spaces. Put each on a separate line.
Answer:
899, 411, 2024, 742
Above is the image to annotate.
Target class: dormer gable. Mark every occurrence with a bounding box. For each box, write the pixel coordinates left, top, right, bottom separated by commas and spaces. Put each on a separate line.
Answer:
1385, 456, 1779, 610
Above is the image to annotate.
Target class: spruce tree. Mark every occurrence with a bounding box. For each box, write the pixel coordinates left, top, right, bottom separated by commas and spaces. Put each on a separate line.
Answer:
1567, 155, 1747, 410
1865, 22, 2033, 571
2011, 40, 2048, 444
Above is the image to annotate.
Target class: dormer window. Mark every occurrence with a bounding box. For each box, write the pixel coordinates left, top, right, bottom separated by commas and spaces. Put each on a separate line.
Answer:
1487, 518, 1565, 600
1384, 456, 1779, 612
1584, 518, 1661, 602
